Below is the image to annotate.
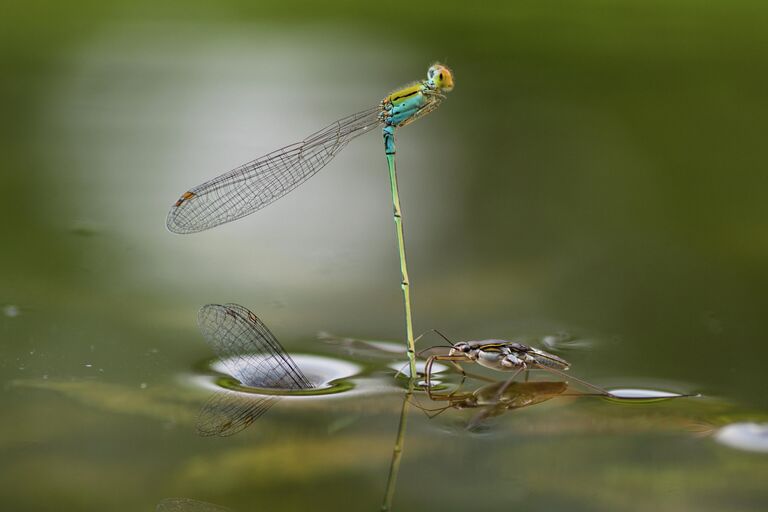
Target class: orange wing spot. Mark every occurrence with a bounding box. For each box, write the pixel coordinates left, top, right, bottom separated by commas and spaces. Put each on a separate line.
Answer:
174, 191, 195, 207
247, 311, 259, 324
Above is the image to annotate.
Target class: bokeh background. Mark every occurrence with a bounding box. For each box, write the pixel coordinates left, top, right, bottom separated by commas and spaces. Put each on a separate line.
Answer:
1, 1, 767, 511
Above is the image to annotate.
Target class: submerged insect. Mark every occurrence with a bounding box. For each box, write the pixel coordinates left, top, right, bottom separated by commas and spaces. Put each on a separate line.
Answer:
196, 303, 312, 436
421, 330, 611, 397
166, 63, 454, 234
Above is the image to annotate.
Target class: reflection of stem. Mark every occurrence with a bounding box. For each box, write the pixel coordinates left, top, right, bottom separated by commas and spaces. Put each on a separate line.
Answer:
381, 384, 413, 511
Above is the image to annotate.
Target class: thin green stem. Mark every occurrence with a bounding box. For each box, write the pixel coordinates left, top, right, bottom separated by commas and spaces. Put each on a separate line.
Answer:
381, 385, 413, 511
386, 152, 417, 380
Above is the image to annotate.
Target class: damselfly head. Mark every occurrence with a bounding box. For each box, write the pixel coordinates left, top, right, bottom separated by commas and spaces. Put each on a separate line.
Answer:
427, 63, 454, 92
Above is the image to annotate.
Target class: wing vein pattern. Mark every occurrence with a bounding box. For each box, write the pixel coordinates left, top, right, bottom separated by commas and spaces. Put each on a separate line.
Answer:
196, 391, 278, 437
167, 107, 383, 233
197, 303, 313, 389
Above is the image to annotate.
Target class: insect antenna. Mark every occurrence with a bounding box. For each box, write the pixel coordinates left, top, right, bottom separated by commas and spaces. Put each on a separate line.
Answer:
431, 329, 455, 347
393, 329, 455, 379
414, 328, 455, 348
416, 344, 450, 358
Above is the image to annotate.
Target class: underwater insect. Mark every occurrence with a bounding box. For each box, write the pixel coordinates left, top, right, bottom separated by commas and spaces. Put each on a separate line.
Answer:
421, 330, 612, 397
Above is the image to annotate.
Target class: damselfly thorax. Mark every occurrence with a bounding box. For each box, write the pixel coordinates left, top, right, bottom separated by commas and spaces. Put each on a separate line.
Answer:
380, 72, 450, 129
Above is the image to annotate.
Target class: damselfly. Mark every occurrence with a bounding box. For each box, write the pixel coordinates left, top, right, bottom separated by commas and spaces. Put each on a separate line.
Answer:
168, 64, 454, 378
196, 303, 312, 436
166, 64, 453, 234
420, 330, 612, 398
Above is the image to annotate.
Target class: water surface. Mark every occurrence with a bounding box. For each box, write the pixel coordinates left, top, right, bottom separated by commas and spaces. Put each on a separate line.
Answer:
2, 2, 768, 511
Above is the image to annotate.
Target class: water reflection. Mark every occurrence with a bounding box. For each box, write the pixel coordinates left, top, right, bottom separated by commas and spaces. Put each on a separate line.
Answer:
379, 369, 700, 507
318, 331, 406, 361
381, 378, 591, 509
195, 303, 312, 437
197, 391, 278, 437
414, 380, 570, 429
714, 422, 768, 453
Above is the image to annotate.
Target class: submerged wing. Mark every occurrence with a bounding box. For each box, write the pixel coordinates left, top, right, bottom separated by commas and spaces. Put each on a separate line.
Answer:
198, 303, 313, 389
196, 390, 278, 437
167, 107, 383, 233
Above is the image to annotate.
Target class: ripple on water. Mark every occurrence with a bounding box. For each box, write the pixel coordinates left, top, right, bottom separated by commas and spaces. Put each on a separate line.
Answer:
606, 388, 693, 402
715, 422, 768, 453
190, 354, 362, 397
386, 360, 449, 378
3, 304, 20, 317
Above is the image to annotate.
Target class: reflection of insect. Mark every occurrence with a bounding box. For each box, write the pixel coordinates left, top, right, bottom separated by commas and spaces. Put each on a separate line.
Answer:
422, 330, 611, 397
415, 380, 569, 418
166, 64, 454, 234
412, 380, 610, 431
196, 303, 312, 437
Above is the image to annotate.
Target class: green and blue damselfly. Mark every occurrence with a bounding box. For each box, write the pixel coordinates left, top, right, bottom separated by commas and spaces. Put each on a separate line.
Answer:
168, 64, 455, 377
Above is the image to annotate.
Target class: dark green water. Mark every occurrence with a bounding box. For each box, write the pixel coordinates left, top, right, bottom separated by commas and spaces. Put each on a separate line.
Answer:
2, 1, 768, 510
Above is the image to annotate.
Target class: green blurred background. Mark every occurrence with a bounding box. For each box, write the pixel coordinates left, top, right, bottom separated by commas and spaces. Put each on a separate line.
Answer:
1, 1, 767, 511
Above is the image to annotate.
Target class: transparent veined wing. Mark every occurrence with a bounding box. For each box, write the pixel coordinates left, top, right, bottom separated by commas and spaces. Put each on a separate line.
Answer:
167, 107, 383, 233
196, 390, 278, 437
197, 303, 313, 389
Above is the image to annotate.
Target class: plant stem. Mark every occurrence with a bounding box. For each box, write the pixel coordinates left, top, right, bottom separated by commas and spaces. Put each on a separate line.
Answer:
384, 126, 417, 379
